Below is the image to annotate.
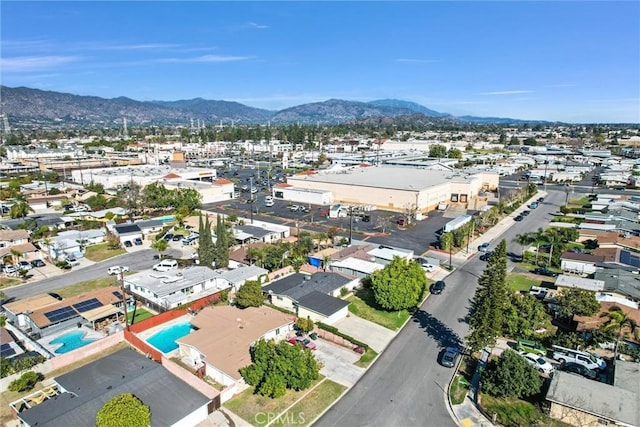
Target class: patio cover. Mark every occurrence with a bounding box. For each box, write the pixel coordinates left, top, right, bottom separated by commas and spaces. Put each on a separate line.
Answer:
80, 305, 122, 323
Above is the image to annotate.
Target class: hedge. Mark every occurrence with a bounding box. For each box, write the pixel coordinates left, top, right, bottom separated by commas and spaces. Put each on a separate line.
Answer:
316, 322, 369, 350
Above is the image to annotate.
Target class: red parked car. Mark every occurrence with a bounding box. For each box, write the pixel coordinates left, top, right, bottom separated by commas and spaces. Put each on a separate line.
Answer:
288, 336, 317, 350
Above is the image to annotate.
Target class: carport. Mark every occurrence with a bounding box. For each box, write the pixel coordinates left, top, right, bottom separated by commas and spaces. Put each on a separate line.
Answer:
81, 305, 123, 330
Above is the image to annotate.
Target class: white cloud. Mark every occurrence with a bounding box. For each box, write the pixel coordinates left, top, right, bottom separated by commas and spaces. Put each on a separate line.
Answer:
156, 54, 251, 63
395, 58, 440, 64
2, 55, 81, 72
243, 22, 269, 30
479, 90, 534, 96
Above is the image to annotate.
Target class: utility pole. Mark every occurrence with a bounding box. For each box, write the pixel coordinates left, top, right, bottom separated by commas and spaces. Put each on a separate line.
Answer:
118, 270, 130, 331
348, 206, 353, 245
249, 177, 254, 224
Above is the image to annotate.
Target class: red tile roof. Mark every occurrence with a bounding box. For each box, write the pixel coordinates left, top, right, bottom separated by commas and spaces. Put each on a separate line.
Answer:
164, 173, 182, 179
214, 179, 233, 185
274, 183, 292, 188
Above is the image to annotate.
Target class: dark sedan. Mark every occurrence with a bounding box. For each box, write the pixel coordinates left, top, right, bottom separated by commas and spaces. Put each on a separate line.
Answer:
430, 280, 446, 295
560, 362, 598, 380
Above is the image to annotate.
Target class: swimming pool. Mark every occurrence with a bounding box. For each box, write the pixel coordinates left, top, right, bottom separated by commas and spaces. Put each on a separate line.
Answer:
146, 322, 194, 353
155, 215, 176, 223
49, 330, 97, 354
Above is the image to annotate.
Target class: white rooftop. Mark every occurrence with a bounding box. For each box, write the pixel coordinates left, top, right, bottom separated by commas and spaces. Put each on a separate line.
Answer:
124, 266, 224, 297
332, 257, 384, 275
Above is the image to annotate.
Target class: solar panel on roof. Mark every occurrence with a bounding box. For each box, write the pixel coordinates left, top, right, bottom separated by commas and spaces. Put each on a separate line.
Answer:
72, 298, 103, 313
113, 291, 123, 299
0, 343, 16, 358
44, 306, 77, 323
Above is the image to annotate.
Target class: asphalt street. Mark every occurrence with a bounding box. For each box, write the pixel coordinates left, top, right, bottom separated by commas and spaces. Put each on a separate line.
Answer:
315, 189, 565, 427
1, 248, 181, 302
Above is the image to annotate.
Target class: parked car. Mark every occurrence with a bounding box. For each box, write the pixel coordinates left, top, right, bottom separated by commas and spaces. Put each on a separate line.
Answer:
440, 347, 460, 368
421, 263, 435, 272
479, 251, 494, 261
18, 261, 33, 270
65, 256, 80, 267
396, 218, 407, 227
48, 292, 63, 301
430, 280, 446, 295
560, 362, 598, 380
537, 197, 545, 203
31, 259, 46, 268
2, 264, 17, 275
534, 266, 558, 277
163, 233, 174, 241
478, 242, 491, 252
124, 241, 133, 248
134, 237, 143, 246
288, 336, 316, 350
521, 210, 531, 216
107, 265, 130, 275
172, 235, 182, 241
289, 205, 300, 212
362, 215, 371, 222
153, 259, 178, 272
520, 352, 555, 375
529, 202, 539, 209
514, 215, 524, 222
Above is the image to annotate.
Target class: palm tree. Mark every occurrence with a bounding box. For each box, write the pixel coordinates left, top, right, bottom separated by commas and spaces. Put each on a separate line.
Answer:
10, 248, 22, 267
151, 239, 169, 260
10, 201, 34, 219
322, 254, 332, 271
601, 306, 639, 363
513, 232, 536, 258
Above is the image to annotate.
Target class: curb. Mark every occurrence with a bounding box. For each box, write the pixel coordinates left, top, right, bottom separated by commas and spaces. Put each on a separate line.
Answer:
446, 354, 465, 427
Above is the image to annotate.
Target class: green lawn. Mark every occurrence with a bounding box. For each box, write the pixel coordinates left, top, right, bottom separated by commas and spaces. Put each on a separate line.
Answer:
126, 307, 154, 324
449, 374, 470, 405
567, 196, 591, 208
223, 376, 325, 427
53, 276, 120, 298
354, 347, 378, 368
0, 277, 21, 289
347, 287, 411, 331
84, 242, 126, 262
278, 379, 347, 426
480, 394, 569, 427
506, 273, 539, 292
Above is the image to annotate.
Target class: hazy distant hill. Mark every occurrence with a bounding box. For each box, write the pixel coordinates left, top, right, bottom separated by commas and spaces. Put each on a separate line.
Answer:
269, 99, 417, 124
0, 85, 554, 128
367, 99, 450, 118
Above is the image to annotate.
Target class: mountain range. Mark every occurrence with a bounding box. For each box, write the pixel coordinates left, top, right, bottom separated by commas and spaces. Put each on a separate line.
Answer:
0, 86, 552, 128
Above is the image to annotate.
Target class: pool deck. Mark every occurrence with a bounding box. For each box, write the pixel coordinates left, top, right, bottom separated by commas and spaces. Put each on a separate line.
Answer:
39, 326, 106, 355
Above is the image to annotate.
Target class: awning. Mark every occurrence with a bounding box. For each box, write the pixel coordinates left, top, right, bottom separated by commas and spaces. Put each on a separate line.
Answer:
80, 305, 122, 322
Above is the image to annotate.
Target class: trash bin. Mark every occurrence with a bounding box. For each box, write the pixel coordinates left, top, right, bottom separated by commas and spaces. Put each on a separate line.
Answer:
310, 332, 318, 340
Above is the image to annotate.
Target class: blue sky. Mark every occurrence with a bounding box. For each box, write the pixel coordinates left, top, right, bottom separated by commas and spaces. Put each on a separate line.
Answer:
2, 1, 639, 123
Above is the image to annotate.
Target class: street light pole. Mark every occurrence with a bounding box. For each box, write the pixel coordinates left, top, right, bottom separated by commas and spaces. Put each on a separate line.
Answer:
249, 177, 254, 224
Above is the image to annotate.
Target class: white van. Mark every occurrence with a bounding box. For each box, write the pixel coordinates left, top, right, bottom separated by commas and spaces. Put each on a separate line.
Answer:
152, 259, 178, 272
552, 345, 606, 370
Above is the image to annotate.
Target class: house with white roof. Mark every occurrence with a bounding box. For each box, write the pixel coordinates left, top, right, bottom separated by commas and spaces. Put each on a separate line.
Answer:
124, 266, 230, 311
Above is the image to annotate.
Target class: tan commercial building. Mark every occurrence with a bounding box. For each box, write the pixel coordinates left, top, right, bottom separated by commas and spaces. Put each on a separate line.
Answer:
286, 166, 498, 213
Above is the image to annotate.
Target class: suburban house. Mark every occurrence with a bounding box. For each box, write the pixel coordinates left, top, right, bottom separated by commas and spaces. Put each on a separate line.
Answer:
262, 271, 357, 324
16, 348, 211, 427
124, 267, 230, 311
330, 257, 384, 278
0, 327, 24, 359
555, 270, 640, 309
4, 287, 124, 338
233, 224, 283, 245
0, 229, 30, 248
546, 363, 638, 427
42, 229, 106, 260
135, 219, 165, 236
560, 252, 605, 275
176, 305, 294, 400
0, 242, 41, 265
109, 223, 143, 245
218, 265, 269, 292
228, 242, 268, 267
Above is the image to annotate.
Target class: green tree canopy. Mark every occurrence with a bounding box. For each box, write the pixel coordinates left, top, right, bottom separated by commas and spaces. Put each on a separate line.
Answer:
447, 148, 463, 159
96, 393, 151, 427
466, 239, 511, 352
556, 288, 601, 319
481, 350, 543, 399
429, 144, 448, 158
370, 256, 426, 311
198, 214, 215, 268
235, 280, 264, 308
150, 239, 169, 260
239, 339, 319, 398
213, 214, 230, 268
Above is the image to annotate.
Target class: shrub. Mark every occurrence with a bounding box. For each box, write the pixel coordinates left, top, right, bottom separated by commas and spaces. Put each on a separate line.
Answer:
340, 287, 349, 297
8, 371, 43, 392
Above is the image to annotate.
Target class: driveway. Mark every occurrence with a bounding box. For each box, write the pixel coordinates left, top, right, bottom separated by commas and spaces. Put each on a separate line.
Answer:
314, 339, 364, 388
333, 315, 396, 353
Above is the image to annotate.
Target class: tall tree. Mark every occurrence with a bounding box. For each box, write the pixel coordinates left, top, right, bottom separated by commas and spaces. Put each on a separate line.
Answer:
466, 239, 511, 352
213, 214, 230, 268
429, 144, 447, 158
150, 238, 169, 260
9, 201, 34, 219
481, 350, 543, 399
601, 306, 639, 362
556, 288, 600, 319
370, 256, 426, 311
198, 214, 215, 268
235, 280, 264, 308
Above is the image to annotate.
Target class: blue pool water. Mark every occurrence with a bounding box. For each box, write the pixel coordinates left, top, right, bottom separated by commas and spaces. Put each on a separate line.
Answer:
146, 322, 194, 353
50, 330, 97, 354
155, 215, 176, 223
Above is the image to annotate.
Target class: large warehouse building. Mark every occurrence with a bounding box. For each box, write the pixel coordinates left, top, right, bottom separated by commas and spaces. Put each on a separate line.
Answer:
285, 166, 499, 213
